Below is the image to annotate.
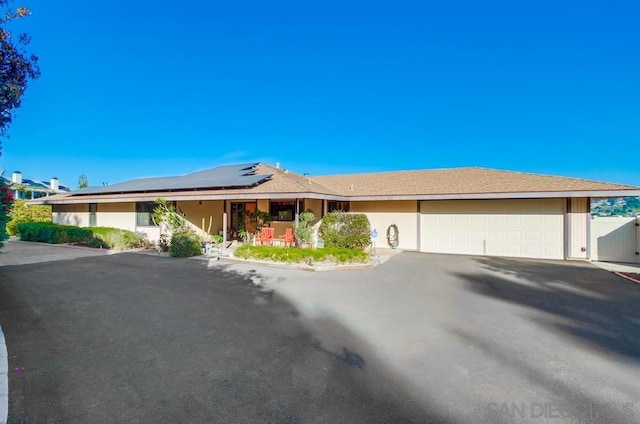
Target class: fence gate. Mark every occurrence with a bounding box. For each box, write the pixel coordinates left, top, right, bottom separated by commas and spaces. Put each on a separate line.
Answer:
590, 217, 639, 263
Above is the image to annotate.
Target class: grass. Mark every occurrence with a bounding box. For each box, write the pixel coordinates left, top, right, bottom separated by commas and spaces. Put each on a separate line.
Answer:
234, 244, 371, 266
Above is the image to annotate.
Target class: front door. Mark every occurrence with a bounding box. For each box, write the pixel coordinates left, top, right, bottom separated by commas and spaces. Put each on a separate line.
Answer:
230, 202, 257, 235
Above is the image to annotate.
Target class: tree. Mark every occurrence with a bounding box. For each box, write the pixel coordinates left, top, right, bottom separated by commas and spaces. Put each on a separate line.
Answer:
0, 0, 40, 155
0, 176, 13, 247
78, 174, 88, 189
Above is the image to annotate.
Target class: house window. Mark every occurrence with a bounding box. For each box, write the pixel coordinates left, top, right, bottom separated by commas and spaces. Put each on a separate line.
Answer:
136, 202, 157, 226
328, 201, 350, 212
89, 203, 97, 226
270, 201, 299, 221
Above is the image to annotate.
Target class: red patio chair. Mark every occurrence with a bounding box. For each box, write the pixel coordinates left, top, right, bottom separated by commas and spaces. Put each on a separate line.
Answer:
258, 227, 275, 246
278, 227, 295, 247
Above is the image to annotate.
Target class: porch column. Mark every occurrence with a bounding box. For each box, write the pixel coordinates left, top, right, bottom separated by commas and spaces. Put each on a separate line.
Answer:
222, 200, 227, 250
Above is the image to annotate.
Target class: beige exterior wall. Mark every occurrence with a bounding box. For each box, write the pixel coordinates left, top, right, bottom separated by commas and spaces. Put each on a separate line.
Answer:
96, 202, 137, 232
177, 200, 225, 237
566, 197, 589, 259
257, 199, 270, 213
350, 200, 419, 250
305, 199, 323, 219
52, 204, 90, 227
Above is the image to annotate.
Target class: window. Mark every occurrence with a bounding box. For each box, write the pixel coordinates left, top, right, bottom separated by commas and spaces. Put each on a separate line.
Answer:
89, 203, 97, 226
328, 201, 350, 213
136, 202, 157, 226
270, 201, 299, 221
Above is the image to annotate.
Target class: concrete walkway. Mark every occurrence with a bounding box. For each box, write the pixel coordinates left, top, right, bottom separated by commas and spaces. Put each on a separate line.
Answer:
592, 260, 640, 273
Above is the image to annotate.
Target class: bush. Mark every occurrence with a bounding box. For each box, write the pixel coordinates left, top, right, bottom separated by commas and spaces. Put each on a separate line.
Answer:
319, 211, 371, 249
90, 226, 143, 249
6, 200, 52, 235
16, 222, 143, 249
18, 222, 69, 243
294, 211, 315, 245
0, 180, 13, 248
234, 245, 370, 265
169, 231, 202, 257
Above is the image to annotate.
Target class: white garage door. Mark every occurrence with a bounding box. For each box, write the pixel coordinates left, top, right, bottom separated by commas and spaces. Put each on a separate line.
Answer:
420, 199, 565, 259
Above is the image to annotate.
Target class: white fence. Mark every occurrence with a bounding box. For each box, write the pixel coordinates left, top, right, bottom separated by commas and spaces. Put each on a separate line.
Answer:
590, 217, 639, 263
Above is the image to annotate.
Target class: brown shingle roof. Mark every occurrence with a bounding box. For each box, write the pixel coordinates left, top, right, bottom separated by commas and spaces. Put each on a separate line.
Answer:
313, 167, 638, 196
31, 164, 640, 204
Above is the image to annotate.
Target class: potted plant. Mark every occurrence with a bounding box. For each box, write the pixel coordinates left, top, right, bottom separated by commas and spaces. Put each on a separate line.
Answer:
294, 211, 315, 248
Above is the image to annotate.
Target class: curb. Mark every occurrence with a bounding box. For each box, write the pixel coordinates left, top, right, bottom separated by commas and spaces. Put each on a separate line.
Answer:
215, 256, 376, 272
614, 271, 640, 285
0, 326, 7, 424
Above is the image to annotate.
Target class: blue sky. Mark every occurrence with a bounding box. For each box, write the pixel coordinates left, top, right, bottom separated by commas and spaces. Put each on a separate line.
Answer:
1, 0, 639, 189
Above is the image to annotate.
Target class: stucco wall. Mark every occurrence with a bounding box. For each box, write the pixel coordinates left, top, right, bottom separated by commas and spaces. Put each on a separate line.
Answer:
52, 204, 90, 227
177, 200, 225, 236
305, 199, 323, 219
97, 202, 136, 232
349, 200, 419, 250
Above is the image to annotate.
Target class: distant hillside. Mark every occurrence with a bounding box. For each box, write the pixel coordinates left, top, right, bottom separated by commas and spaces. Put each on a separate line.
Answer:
591, 197, 640, 217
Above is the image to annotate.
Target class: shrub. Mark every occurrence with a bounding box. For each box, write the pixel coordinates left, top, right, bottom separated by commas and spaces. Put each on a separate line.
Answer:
90, 226, 143, 250
6, 200, 52, 235
15, 222, 142, 249
319, 211, 371, 249
0, 179, 13, 248
169, 231, 202, 257
18, 222, 72, 244
294, 211, 315, 245
234, 245, 370, 265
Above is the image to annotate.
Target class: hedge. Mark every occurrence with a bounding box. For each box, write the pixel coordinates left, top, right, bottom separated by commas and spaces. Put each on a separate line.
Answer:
16, 222, 143, 249
234, 245, 370, 265
319, 211, 371, 249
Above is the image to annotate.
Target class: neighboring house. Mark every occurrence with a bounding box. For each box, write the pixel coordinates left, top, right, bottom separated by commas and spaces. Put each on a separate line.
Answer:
29, 162, 640, 261
2, 171, 71, 200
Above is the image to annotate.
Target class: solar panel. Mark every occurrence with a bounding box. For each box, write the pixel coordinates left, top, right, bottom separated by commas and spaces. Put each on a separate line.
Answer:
73, 162, 272, 195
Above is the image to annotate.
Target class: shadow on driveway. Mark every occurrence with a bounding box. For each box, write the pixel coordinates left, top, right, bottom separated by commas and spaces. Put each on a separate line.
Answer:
451, 256, 640, 424
0, 253, 444, 424
457, 257, 640, 362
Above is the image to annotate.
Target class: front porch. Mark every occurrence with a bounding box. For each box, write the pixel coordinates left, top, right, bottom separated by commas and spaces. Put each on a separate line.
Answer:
173, 198, 324, 246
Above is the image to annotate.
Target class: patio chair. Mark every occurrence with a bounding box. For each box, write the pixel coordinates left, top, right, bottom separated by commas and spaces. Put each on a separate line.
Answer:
257, 227, 275, 246
278, 227, 295, 247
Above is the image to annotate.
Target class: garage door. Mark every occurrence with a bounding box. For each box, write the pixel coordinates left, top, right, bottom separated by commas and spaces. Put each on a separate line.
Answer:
420, 199, 565, 259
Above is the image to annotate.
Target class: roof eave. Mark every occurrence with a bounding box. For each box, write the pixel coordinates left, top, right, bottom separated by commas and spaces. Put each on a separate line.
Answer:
28, 188, 640, 205
345, 189, 640, 201
28, 191, 347, 205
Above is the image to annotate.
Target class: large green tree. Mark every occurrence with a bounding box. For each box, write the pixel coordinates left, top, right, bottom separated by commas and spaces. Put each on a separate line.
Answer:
0, 0, 40, 154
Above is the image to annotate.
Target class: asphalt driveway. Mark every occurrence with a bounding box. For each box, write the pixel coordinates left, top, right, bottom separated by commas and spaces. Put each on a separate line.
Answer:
1, 245, 639, 423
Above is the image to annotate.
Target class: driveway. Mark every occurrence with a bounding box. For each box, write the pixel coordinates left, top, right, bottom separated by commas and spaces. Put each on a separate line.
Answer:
1, 246, 639, 423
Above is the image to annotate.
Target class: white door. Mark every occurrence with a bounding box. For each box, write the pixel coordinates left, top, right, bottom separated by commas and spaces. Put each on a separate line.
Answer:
420, 199, 565, 260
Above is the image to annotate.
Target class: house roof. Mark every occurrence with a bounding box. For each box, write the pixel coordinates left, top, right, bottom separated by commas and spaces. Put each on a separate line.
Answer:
313, 167, 639, 199
29, 163, 640, 204
33, 163, 342, 204
74, 162, 271, 194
